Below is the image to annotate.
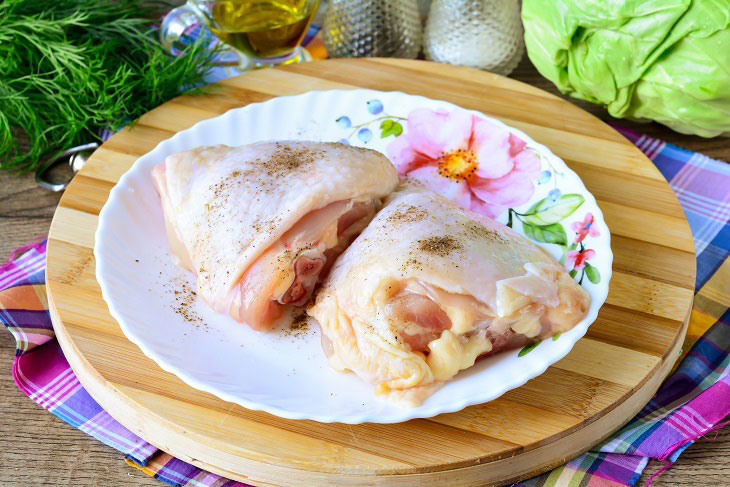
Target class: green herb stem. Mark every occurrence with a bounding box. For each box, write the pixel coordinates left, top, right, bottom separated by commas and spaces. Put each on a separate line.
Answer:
0, 0, 222, 172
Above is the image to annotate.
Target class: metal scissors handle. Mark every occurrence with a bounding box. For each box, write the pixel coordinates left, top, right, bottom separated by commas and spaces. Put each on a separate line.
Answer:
35, 142, 99, 192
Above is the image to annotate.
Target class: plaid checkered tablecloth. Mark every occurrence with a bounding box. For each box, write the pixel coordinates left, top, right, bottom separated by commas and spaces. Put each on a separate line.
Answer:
1, 127, 729, 486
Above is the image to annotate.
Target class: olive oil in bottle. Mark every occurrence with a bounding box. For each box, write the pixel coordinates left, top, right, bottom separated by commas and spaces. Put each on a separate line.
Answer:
210, 0, 318, 59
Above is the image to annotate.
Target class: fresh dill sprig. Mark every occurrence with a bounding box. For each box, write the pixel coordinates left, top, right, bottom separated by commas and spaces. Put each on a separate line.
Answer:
0, 0, 221, 172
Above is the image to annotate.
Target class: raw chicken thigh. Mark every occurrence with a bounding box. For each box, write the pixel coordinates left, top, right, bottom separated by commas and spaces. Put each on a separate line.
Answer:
308, 186, 590, 406
152, 141, 398, 331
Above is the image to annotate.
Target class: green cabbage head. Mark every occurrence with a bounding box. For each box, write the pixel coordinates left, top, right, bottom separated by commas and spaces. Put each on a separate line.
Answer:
522, 0, 730, 137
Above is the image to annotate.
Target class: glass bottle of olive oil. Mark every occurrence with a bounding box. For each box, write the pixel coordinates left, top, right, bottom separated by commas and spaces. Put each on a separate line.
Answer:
209, 0, 319, 59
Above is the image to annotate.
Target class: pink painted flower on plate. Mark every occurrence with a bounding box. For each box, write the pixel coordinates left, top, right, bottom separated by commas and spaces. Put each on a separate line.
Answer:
566, 249, 596, 271
387, 108, 541, 219
571, 213, 600, 243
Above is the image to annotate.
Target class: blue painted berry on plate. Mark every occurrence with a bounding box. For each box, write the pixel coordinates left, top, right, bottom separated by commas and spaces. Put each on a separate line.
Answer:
366, 99, 383, 115
537, 170, 551, 185
357, 128, 373, 143
548, 188, 561, 202
335, 116, 351, 129
338, 138, 350, 145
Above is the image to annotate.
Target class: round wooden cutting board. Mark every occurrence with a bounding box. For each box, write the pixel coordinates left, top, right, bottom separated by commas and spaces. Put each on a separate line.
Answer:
46, 59, 695, 487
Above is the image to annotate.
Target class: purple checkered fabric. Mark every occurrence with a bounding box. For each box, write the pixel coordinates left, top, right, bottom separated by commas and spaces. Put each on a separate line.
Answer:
1, 127, 729, 486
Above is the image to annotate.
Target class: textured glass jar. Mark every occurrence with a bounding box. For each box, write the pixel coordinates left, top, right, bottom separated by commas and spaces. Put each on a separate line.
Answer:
424, 0, 524, 76
323, 0, 422, 58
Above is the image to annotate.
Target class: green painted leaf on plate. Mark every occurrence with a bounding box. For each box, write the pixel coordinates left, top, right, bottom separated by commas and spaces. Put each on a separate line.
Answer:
522, 194, 585, 225
523, 222, 568, 245
518, 340, 542, 357
380, 120, 403, 138
585, 262, 601, 284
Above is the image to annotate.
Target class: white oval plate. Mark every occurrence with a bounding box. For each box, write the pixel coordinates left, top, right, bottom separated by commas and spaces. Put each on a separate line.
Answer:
95, 89, 612, 424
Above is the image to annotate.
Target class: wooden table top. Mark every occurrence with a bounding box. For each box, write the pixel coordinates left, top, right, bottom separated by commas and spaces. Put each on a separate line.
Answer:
1, 58, 728, 486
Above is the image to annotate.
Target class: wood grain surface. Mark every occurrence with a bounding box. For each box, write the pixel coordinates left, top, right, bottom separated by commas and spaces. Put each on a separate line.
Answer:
48, 56, 696, 487
0, 56, 727, 486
